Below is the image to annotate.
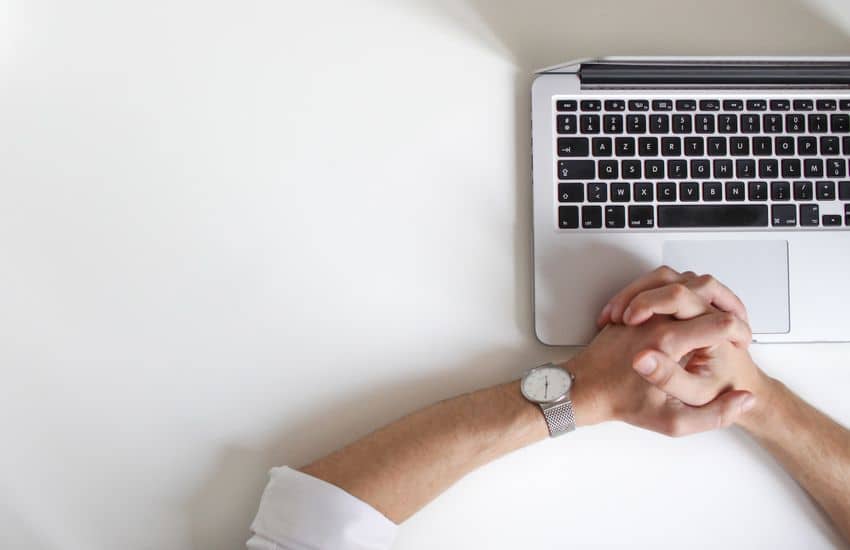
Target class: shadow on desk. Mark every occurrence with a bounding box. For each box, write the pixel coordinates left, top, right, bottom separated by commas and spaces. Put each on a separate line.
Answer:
185, 0, 850, 548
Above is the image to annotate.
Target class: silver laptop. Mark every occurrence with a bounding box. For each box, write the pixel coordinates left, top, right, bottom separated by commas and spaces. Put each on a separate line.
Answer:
532, 57, 850, 345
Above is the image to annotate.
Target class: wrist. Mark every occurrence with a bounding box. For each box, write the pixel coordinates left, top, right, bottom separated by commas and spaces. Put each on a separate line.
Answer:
735, 372, 785, 436
559, 355, 613, 428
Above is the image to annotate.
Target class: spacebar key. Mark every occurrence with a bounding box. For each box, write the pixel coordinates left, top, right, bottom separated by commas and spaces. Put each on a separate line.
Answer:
657, 205, 769, 228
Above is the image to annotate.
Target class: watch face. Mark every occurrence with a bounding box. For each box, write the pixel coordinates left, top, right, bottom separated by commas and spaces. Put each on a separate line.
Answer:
521, 366, 571, 404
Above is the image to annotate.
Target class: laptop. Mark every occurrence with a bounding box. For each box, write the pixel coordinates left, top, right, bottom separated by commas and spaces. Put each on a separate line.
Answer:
532, 57, 850, 345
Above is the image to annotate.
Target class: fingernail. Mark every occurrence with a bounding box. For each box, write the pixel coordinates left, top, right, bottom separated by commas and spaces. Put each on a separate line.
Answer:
633, 354, 657, 375
740, 395, 757, 413
622, 306, 633, 323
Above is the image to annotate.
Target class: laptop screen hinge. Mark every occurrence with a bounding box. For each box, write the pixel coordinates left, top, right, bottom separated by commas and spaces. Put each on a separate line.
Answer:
579, 62, 850, 88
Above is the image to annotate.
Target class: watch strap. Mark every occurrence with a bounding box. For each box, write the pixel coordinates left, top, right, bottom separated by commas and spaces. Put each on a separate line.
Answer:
541, 399, 576, 437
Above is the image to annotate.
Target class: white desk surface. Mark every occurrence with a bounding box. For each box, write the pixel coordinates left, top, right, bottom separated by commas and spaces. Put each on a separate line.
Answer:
3, 1, 850, 548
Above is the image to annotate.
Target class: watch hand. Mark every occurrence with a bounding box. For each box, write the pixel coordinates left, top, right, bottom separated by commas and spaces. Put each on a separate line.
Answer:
544, 376, 549, 399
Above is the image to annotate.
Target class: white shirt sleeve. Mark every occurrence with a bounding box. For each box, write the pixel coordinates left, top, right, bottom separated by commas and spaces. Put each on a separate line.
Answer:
247, 466, 398, 550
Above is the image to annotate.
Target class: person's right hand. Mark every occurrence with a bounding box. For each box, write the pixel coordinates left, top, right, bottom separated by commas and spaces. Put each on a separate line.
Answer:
569, 266, 769, 437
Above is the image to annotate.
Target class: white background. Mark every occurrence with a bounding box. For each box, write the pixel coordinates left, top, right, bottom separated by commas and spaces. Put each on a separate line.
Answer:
3, 0, 850, 548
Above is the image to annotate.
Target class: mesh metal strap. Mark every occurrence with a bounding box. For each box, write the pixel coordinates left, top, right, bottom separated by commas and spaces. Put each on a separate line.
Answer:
542, 400, 576, 437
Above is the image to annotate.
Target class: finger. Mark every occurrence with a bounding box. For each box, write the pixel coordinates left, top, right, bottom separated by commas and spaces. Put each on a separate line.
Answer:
597, 266, 695, 327
622, 283, 711, 325
685, 274, 749, 323
660, 390, 755, 437
654, 311, 753, 360
632, 350, 720, 406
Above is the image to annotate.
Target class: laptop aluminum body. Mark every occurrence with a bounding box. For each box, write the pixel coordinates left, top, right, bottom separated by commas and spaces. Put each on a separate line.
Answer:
532, 57, 850, 345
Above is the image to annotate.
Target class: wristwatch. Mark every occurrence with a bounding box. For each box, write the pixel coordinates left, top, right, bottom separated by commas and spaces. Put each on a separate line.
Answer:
520, 363, 576, 437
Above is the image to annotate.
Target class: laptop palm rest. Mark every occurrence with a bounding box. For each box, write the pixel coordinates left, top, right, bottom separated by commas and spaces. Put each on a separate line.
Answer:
662, 240, 790, 334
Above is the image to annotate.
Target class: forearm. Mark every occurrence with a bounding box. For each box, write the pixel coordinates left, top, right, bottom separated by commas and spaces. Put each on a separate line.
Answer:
739, 378, 850, 541
301, 380, 549, 523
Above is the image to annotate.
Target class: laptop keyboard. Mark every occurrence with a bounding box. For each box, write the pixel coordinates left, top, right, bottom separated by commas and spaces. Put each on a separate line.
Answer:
553, 96, 850, 230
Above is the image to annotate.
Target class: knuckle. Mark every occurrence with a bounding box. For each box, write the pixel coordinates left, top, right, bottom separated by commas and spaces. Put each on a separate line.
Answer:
665, 417, 687, 438
715, 312, 737, 332
668, 283, 689, 300
656, 265, 678, 280
654, 329, 677, 353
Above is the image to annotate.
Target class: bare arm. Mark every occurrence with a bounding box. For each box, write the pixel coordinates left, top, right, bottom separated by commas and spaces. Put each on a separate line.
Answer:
739, 378, 850, 541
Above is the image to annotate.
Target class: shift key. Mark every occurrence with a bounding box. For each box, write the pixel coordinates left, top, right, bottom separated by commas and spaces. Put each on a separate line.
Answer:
557, 160, 595, 180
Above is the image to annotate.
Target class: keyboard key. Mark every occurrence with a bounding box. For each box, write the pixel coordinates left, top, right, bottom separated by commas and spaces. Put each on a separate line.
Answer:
820, 136, 839, 155
707, 137, 726, 156
627, 114, 647, 134
699, 99, 720, 111
638, 137, 658, 156
559, 206, 579, 228
804, 159, 824, 178
628, 100, 649, 111
680, 182, 700, 201
831, 114, 850, 133
634, 182, 654, 202
770, 99, 790, 111
556, 100, 577, 111
844, 137, 850, 155
649, 114, 669, 133
581, 100, 601, 111
598, 160, 618, 179
771, 181, 791, 201
736, 159, 755, 178
695, 114, 715, 133
800, 204, 820, 226
703, 182, 723, 201
749, 181, 768, 201
771, 204, 797, 227
758, 159, 778, 179
793, 99, 813, 111
846, 204, 850, 226
747, 99, 767, 111
622, 159, 641, 179
582, 205, 603, 228
741, 114, 761, 133
753, 136, 771, 155
557, 115, 577, 134
657, 182, 677, 202
558, 160, 594, 179
827, 158, 846, 177
652, 99, 673, 111
781, 159, 801, 178
645, 160, 664, 179
611, 182, 631, 202
587, 182, 607, 202
730, 137, 749, 156
628, 205, 654, 228
691, 159, 710, 179
605, 205, 626, 228
794, 181, 813, 201
817, 181, 836, 200
673, 114, 692, 133
615, 137, 635, 156
723, 99, 744, 111
817, 99, 837, 111
592, 137, 612, 156
718, 114, 737, 133
604, 100, 626, 111
840, 181, 850, 200
775, 136, 795, 156
558, 182, 584, 202
580, 114, 600, 133
558, 137, 589, 157
809, 114, 828, 133
658, 205, 768, 227
604, 114, 624, 133
841, 100, 850, 111
676, 100, 697, 111
823, 214, 842, 226
786, 113, 805, 133
714, 159, 733, 178
726, 181, 745, 201
667, 159, 686, 179
684, 137, 703, 156
661, 137, 681, 156
798, 136, 818, 156
764, 114, 783, 133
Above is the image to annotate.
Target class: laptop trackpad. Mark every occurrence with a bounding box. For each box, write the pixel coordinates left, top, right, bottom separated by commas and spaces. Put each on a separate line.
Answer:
662, 240, 789, 334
